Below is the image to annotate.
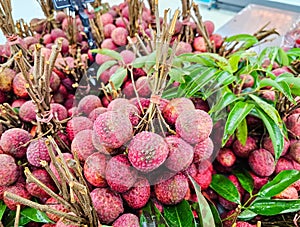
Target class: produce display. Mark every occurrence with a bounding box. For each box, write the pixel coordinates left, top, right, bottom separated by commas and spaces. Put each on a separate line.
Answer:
0, 0, 300, 226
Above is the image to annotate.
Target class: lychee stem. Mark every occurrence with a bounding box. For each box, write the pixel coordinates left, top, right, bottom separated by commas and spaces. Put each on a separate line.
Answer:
14, 204, 21, 227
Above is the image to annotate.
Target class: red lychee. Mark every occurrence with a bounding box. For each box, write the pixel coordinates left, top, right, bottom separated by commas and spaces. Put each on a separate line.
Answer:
135, 76, 152, 98
186, 161, 213, 190
113, 213, 139, 227
91, 188, 124, 224
175, 41, 192, 56
249, 149, 275, 177
71, 129, 96, 162
263, 136, 290, 157
154, 173, 189, 205
289, 141, 300, 164
19, 100, 36, 122
27, 137, 51, 167
50, 103, 68, 121
111, 27, 128, 46
286, 113, 300, 138
45, 197, 69, 222
84, 152, 109, 187
233, 137, 257, 158
122, 177, 150, 209
77, 95, 102, 116
66, 116, 93, 141
273, 186, 298, 199
4, 183, 31, 210
128, 131, 169, 172
175, 109, 213, 144
163, 97, 195, 125
164, 136, 194, 172
217, 148, 236, 167
240, 74, 254, 88
193, 36, 206, 52
120, 49, 135, 64
13, 72, 28, 98
0, 154, 19, 186
275, 157, 294, 174
101, 13, 114, 26
104, 24, 116, 38
101, 38, 118, 50
88, 107, 107, 122
0, 128, 32, 158
236, 222, 256, 227
193, 137, 214, 163
93, 111, 133, 149
249, 171, 268, 190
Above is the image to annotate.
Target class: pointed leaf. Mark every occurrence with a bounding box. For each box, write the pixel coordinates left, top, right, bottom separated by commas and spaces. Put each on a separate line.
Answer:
178, 53, 216, 67
222, 101, 254, 146
96, 60, 117, 80
228, 54, 241, 73
210, 174, 241, 204
236, 118, 248, 146
164, 200, 194, 227
107, 67, 127, 90
277, 48, 289, 66
238, 209, 257, 220
0, 200, 6, 220
21, 207, 52, 223
233, 169, 254, 194
255, 107, 284, 161
169, 68, 189, 83
249, 198, 300, 216
188, 176, 215, 226
132, 55, 148, 68
258, 170, 300, 198
141, 201, 167, 227
277, 76, 300, 96
91, 48, 123, 61
209, 91, 242, 114
225, 34, 258, 49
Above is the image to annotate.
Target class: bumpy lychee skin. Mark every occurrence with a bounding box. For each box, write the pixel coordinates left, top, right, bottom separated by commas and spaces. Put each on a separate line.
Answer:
273, 186, 298, 199
236, 222, 256, 227
216, 148, 236, 167
113, 213, 139, 227
135, 76, 152, 98
84, 152, 109, 187
0, 128, 32, 158
154, 173, 189, 205
232, 137, 257, 158
88, 107, 107, 122
193, 137, 214, 163
275, 157, 294, 174
263, 136, 290, 157
111, 27, 128, 46
93, 111, 133, 149
186, 161, 212, 190
122, 177, 150, 209
286, 113, 300, 138
0, 68, 15, 92
240, 74, 254, 88
164, 136, 194, 172
66, 116, 93, 141
50, 103, 68, 121
13, 72, 28, 98
289, 141, 300, 164
4, 183, 31, 210
249, 171, 268, 190
91, 188, 124, 224
45, 197, 69, 222
77, 95, 102, 116
128, 131, 169, 172
249, 149, 275, 177
27, 138, 51, 167
55, 218, 77, 227
0, 154, 19, 186
163, 98, 195, 125
175, 109, 213, 144
26, 169, 57, 200
19, 100, 36, 122
71, 130, 96, 162
106, 154, 137, 193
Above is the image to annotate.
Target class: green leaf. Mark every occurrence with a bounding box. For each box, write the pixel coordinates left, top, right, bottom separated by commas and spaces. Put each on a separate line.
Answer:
277, 48, 289, 66
132, 55, 148, 68
255, 107, 284, 161
200, 53, 231, 72
3, 210, 31, 226
258, 170, 300, 198
169, 68, 189, 84
207, 200, 222, 227
210, 174, 241, 204
209, 91, 242, 114
249, 198, 300, 216
228, 54, 241, 73
0, 200, 6, 220
236, 118, 248, 146
249, 94, 281, 125
96, 60, 117, 80
238, 209, 257, 220
222, 101, 254, 146
145, 51, 157, 71
141, 201, 167, 227
287, 48, 300, 60
91, 48, 123, 61
225, 34, 258, 49
107, 67, 127, 90
259, 78, 294, 103
21, 207, 52, 223
277, 76, 300, 96
164, 200, 194, 227
188, 176, 216, 227
178, 53, 216, 67
233, 169, 254, 194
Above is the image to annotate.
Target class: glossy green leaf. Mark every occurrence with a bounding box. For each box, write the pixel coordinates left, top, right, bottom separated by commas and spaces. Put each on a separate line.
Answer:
222, 101, 254, 146
168, 68, 189, 83
249, 94, 281, 125
249, 198, 300, 216
164, 200, 194, 227
0, 200, 6, 220
277, 48, 289, 66
21, 207, 52, 223
236, 118, 248, 146
258, 170, 300, 198
96, 60, 117, 80
145, 51, 157, 71
277, 76, 300, 96
178, 53, 216, 67
238, 209, 257, 220
3, 210, 31, 226
207, 199, 222, 227
233, 169, 254, 194
107, 67, 127, 90
255, 107, 284, 161
141, 201, 167, 227
210, 174, 241, 204
188, 176, 216, 227
225, 34, 258, 49
132, 55, 148, 68
287, 48, 300, 60
209, 91, 242, 114
259, 78, 294, 103
91, 48, 123, 61
228, 54, 241, 73
200, 53, 231, 71
257, 47, 279, 67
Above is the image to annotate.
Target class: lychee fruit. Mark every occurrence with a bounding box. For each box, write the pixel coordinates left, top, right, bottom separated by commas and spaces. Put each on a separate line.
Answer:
77, 95, 102, 116
88, 107, 107, 122
4, 183, 31, 210
13, 72, 28, 98
175, 109, 213, 144
113, 213, 139, 227
236, 222, 256, 227
122, 177, 150, 209
0, 68, 15, 92
91, 188, 124, 224
163, 97, 195, 125
289, 141, 300, 164
25, 169, 57, 200
249, 171, 268, 190
175, 41, 192, 56
106, 154, 137, 193
193, 36, 206, 52
233, 137, 257, 158
101, 38, 118, 50
128, 131, 169, 172
93, 111, 133, 149
249, 149, 275, 177
104, 24, 116, 38
0, 154, 19, 186
275, 157, 294, 174
240, 74, 254, 88
273, 186, 298, 199
210, 34, 223, 49
186, 160, 213, 190
50, 103, 68, 121
135, 76, 152, 98
66, 116, 93, 141
263, 136, 290, 157
84, 152, 109, 187
45, 197, 69, 222
19, 100, 36, 122
164, 136, 194, 172
154, 173, 189, 205
111, 27, 128, 46
286, 113, 300, 138
115, 17, 128, 28
95, 53, 113, 65
101, 13, 114, 26
120, 49, 135, 64
27, 137, 51, 167
71, 129, 96, 162
193, 137, 214, 163
0, 128, 32, 158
